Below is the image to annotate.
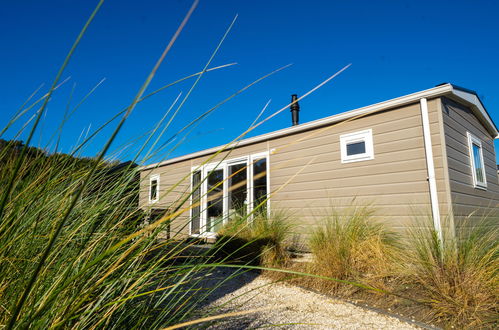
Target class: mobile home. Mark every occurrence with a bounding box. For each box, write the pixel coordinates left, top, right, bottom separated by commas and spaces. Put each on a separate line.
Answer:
139, 84, 499, 242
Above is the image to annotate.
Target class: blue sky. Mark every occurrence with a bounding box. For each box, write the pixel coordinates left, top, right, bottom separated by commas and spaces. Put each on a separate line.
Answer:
1, 0, 498, 164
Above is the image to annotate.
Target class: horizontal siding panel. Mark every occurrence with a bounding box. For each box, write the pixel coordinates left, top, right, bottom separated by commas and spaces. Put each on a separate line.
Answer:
283, 205, 428, 217
275, 179, 430, 194
450, 181, 499, 202
271, 150, 435, 176
271, 167, 427, 186
274, 180, 438, 198
273, 193, 430, 207
270, 157, 428, 180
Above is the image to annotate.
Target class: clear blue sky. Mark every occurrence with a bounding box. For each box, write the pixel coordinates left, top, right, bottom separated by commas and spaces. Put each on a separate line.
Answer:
1, 0, 498, 164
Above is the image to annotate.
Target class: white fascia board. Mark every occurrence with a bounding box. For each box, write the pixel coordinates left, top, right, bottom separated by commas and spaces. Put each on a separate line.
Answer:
141, 83, 497, 171
451, 89, 499, 139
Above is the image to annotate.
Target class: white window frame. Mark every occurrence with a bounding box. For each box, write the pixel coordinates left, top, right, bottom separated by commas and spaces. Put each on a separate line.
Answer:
467, 132, 487, 189
340, 129, 374, 163
188, 152, 270, 237
189, 167, 203, 236
149, 174, 160, 204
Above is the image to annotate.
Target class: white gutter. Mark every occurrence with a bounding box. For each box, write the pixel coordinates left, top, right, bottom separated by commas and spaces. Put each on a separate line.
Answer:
419, 98, 443, 243
141, 84, 497, 170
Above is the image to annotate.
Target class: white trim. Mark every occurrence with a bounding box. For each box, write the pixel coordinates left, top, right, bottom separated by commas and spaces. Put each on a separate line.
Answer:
140, 83, 498, 171
466, 132, 487, 189
420, 98, 443, 243
148, 174, 160, 204
452, 89, 498, 138
340, 129, 374, 163
227, 158, 250, 218
189, 167, 202, 236
249, 151, 271, 217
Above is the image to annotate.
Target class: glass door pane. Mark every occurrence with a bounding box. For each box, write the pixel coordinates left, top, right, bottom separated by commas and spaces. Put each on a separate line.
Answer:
228, 163, 248, 220
206, 169, 224, 232
191, 171, 201, 234
253, 158, 267, 214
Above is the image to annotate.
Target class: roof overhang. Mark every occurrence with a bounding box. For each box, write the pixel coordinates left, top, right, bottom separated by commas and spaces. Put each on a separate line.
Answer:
141, 83, 498, 170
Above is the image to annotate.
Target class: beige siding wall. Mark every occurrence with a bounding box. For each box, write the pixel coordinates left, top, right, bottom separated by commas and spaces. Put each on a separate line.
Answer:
441, 97, 499, 225
268, 99, 449, 236
139, 98, 455, 242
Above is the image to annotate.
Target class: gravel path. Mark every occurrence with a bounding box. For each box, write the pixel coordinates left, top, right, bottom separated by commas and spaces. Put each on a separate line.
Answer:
199, 269, 417, 329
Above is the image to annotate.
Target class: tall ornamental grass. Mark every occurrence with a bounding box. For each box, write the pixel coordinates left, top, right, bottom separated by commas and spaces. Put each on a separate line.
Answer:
308, 204, 400, 293
401, 216, 499, 328
215, 210, 294, 267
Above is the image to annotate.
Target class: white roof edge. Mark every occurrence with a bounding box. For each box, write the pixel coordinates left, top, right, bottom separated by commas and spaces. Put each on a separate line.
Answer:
450, 89, 499, 138
141, 83, 497, 170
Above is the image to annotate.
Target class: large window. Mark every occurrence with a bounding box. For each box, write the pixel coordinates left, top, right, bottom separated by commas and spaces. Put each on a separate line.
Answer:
340, 129, 374, 163
189, 152, 269, 236
467, 132, 487, 189
149, 174, 159, 203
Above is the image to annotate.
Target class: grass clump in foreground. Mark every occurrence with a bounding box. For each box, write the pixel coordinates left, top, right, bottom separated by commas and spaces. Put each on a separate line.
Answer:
306, 205, 399, 294
401, 216, 499, 328
215, 210, 294, 267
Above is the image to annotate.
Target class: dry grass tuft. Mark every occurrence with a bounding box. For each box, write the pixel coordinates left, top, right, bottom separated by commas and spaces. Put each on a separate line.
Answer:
215, 210, 294, 268
307, 205, 400, 294
401, 216, 499, 328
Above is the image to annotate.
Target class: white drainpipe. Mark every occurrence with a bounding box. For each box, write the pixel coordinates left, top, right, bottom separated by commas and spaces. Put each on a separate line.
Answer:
419, 98, 443, 243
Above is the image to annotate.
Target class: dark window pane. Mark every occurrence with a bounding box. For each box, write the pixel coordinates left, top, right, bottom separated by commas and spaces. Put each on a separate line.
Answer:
191, 171, 201, 234
207, 169, 224, 232
150, 179, 158, 200
253, 158, 267, 213
346, 141, 366, 156
228, 163, 247, 218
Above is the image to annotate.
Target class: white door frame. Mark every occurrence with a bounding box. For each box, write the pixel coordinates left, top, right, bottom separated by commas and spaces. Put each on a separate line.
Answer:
189, 151, 270, 237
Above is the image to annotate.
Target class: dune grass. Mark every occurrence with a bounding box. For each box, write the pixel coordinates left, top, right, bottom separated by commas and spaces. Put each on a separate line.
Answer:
401, 216, 499, 328
215, 210, 295, 268
306, 204, 400, 294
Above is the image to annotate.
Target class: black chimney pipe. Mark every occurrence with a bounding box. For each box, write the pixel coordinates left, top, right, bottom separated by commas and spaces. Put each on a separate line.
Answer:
290, 94, 300, 126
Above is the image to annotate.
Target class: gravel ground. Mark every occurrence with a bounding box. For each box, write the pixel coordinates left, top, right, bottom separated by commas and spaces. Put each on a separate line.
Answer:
197, 269, 417, 329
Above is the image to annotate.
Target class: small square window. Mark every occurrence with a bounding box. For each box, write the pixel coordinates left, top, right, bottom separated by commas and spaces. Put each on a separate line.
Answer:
467, 132, 487, 189
149, 174, 160, 203
340, 129, 374, 163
